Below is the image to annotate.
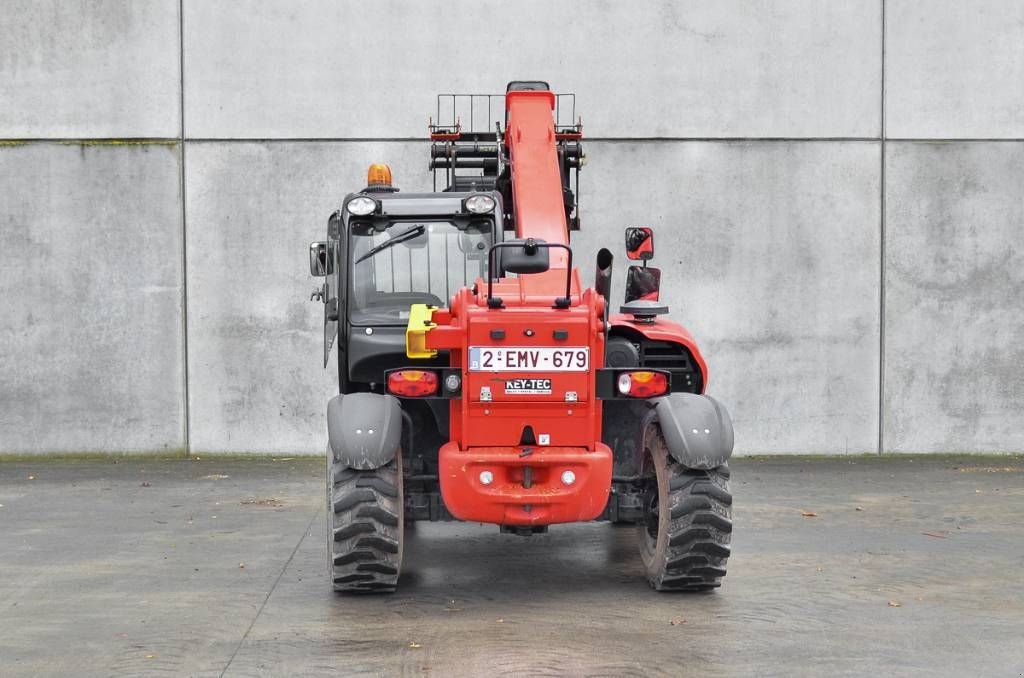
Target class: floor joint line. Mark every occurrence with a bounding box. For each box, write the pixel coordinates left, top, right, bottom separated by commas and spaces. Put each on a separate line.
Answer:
218, 508, 320, 677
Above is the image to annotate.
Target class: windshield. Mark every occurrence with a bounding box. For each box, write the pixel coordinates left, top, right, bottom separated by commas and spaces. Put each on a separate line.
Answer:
349, 220, 493, 325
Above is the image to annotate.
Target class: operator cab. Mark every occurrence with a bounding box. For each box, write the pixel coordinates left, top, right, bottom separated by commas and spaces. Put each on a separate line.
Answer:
316, 167, 504, 393
346, 197, 495, 326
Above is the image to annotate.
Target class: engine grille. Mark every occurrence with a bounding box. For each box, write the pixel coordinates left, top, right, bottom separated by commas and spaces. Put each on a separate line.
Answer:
639, 341, 701, 393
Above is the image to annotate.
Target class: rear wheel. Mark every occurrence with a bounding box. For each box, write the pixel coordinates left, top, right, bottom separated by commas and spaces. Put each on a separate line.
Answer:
639, 424, 732, 591
327, 449, 404, 593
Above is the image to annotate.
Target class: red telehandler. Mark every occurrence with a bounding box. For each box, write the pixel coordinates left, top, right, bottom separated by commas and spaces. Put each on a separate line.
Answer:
309, 81, 733, 592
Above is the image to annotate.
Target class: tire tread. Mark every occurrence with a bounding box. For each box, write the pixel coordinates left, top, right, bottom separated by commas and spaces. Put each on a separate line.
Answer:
648, 458, 732, 592
328, 458, 402, 593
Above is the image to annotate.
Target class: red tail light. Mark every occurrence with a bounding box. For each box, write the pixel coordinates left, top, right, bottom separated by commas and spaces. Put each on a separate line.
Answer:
616, 370, 669, 398
387, 370, 439, 397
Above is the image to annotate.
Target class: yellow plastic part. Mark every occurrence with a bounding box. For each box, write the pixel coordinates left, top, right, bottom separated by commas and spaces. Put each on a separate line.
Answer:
405, 304, 438, 359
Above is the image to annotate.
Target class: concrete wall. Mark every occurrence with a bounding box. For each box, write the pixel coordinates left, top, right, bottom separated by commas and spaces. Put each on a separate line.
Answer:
1, 1, 1022, 455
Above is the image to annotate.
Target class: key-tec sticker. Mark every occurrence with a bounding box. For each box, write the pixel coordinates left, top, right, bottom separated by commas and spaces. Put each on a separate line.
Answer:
504, 378, 552, 395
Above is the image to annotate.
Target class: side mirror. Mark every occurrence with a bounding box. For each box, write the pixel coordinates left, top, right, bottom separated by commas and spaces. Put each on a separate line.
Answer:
625, 227, 654, 261
309, 241, 332, 277
624, 265, 661, 303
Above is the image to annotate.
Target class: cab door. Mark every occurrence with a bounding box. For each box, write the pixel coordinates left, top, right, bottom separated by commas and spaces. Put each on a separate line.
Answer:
310, 215, 342, 368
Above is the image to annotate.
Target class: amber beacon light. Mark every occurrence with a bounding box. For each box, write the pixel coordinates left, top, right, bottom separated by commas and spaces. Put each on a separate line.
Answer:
366, 163, 393, 188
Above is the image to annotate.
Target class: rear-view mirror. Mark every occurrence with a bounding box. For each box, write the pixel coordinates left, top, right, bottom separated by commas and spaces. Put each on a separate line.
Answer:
625, 227, 654, 261
624, 265, 661, 303
309, 241, 331, 276
501, 240, 551, 274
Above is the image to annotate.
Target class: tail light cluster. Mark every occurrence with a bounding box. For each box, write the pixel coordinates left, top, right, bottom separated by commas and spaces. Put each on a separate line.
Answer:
386, 370, 438, 397
595, 368, 671, 400
386, 367, 669, 400
616, 370, 669, 398
385, 369, 461, 398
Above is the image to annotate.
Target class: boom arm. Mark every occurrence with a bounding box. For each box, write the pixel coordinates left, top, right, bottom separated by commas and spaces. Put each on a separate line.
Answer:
504, 90, 570, 268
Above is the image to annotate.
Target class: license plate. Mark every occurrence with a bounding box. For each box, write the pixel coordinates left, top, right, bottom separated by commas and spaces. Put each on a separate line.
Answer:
469, 346, 590, 372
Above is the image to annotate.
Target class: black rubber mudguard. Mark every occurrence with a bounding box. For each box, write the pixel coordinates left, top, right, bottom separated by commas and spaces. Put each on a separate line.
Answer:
653, 393, 734, 470
327, 393, 402, 470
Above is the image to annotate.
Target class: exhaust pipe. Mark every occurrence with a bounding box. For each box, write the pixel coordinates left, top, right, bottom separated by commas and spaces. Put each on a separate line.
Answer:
595, 248, 613, 322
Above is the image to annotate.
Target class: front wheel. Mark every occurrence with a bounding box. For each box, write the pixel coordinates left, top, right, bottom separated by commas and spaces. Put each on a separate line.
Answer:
327, 450, 404, 593
639, 424, 732, 591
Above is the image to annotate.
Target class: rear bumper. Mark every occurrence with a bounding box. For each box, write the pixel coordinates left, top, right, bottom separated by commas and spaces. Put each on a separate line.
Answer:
438, 442, 613, 526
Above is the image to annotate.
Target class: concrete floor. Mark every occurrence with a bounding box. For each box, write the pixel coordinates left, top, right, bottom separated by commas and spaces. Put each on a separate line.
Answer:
0, 456, 1021, 677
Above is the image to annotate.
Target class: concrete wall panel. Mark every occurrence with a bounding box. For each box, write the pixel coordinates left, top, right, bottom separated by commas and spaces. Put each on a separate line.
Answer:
573, 141, 882, 454
184, 0, 880, 139
887, 1, 1024, 138
3, 2, 1023, 457
184, 141, 428, 453
0, 143, 185, 453
187, 140, 880, 455
884, 142, 1024, 453
0, 0, 181, 138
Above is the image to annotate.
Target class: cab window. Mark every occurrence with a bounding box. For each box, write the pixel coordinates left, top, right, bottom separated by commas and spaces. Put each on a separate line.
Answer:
349, 220, 493, 325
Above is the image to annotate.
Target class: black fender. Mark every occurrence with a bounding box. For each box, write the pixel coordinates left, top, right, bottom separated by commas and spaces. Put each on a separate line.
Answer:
651, 393, 734, 470
326, 393, 402, 470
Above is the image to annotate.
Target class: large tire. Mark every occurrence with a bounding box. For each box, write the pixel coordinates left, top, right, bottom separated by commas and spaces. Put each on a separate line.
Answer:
327, 449, 404, 593
638, 424, 732, 591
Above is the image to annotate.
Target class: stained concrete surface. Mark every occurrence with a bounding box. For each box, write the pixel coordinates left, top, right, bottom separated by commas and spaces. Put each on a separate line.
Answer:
183, 0, 880, 139
0, 0, 180, 138
575, 141, 882, 455
183, 141, 427, 454
0, 143, 185, 453
4, 2, 1024, 457
1, 455, 1021, 677
884, 143, 1024, 453
886, 0, 1024, 138
183, 140, 881, 456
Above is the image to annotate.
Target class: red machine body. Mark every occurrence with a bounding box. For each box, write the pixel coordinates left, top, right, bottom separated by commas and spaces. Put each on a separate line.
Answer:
414, 88, 701, 526
609, 315, 709, 388
426, 283, 612, 525
318, 81, 735, 593
502, 90, 572, 267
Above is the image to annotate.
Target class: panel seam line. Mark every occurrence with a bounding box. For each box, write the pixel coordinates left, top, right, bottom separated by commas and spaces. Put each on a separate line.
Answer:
878, 0, 887, 456
2, 136, 1023, 143
179, 0, 190, 457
